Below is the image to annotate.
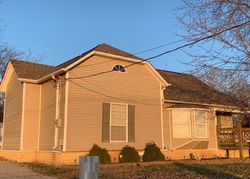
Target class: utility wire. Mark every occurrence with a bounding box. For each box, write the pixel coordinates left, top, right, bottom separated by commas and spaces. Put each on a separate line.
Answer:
69, 20, 250, 80
146, 20, 250, 60
134, 39, 186, 55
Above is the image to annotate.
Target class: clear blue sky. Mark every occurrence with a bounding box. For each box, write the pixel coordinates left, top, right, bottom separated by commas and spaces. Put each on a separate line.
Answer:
0, 0, 191, 72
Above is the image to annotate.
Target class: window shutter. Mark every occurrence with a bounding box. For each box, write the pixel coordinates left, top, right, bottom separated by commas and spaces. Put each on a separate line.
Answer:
128, 105, 135, 142
102, 103, 110, 142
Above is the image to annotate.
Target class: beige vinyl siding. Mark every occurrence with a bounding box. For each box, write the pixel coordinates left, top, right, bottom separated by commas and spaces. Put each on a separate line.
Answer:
163, 109, 171, 149
178, 141, 209, 149
207, 111, 217, 149
164, 108, 217, 150
66, 55, 162, 151
3, 72, 22, 150
178, 141, 201, 149
217, 115, 233, 128
22, 83, 40, 150
59, 76, 65, 146
39, 81, 56, 150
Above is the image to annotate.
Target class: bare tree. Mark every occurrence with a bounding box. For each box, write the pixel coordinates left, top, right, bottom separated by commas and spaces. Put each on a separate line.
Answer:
196, 67, 250, 105
0, 43, 22, 76
177, 0, 250, 103
0, 41, 44, 78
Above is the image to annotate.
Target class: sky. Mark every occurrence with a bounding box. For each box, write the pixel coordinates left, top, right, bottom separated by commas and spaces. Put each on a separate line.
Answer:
0, 0, 191, 72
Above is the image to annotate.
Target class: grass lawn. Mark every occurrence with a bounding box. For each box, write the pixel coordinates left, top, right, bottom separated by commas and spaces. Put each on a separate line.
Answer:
24, 159, 250, 179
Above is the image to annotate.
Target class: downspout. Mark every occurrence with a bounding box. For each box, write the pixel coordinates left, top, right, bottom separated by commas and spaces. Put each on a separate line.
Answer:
52, 75, 61, 150
160, 84, 165, 149
20, 82, 26, 151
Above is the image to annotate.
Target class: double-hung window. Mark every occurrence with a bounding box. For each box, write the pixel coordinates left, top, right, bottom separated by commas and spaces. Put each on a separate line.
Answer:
194, 111, 208, 138
110, 103, 128, 142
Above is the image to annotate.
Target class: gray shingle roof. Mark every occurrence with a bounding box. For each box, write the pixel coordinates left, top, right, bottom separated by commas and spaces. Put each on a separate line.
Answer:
10, 60, 55, 80
157, 69, 240, 106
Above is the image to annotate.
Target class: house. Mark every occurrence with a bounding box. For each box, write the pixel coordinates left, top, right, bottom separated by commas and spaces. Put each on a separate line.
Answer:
0, 43, 248, 165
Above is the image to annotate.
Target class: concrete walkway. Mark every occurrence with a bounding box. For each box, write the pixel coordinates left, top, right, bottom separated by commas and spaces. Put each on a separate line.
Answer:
0, 160, 57, 179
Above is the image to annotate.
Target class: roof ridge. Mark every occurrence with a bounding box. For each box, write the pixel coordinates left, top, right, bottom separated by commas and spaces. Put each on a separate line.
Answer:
156, 68, 191, 76
55, 43, 143, 70
10, 59, 55, 68
55, 44, 103, 68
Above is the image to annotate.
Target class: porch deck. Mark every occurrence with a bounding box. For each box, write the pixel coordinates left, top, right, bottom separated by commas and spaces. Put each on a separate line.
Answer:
217, 127, 250, 149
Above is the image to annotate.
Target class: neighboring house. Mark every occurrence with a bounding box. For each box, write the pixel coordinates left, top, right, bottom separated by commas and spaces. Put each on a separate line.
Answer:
0, 43, 248, 164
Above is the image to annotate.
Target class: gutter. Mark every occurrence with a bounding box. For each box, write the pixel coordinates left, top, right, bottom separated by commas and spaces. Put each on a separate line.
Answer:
164, 99, 244, 112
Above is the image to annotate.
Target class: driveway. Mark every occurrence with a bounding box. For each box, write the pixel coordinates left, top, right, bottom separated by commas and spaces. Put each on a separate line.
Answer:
0, 160, 57, 179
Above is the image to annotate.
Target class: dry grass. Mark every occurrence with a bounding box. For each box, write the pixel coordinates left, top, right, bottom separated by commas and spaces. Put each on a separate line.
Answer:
23, 159, 250, 179
22, 163, 78, 179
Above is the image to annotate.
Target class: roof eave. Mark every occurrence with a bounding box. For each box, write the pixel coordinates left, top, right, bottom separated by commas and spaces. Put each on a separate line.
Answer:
60, 50, 169, 87
18, 68, 66, 84
164, 99, 243, 111
15, 50, 170, 86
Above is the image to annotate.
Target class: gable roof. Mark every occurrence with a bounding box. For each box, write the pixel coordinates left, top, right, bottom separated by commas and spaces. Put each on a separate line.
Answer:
9, 43, 145, 81
55, 43, 142, 70
2, 43, 241, 107
10, 60, 55, 80
157, 69, 240, 107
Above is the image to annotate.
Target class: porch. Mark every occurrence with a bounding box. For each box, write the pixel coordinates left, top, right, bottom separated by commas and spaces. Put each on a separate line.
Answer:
216, 111, 250, 158
217, 127, 250, 149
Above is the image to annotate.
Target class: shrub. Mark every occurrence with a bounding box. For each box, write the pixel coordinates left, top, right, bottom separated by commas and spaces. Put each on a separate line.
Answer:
88, 144, 111, 164
189, 153, 195, 160
119, 145, 140, 163
142, 142, 165, 162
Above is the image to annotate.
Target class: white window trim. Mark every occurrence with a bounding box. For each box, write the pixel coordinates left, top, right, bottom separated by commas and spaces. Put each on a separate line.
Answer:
109, 102, 128, 142
172, 109, 192, 139
194, 110, 209, 139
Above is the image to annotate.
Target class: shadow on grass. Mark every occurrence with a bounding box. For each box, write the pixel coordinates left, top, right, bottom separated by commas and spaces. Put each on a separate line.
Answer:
173, 162, 240, 179
24, 162, 78, 179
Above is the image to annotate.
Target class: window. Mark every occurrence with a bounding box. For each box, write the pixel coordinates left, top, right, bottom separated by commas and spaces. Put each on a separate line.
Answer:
220, 115, 233, 128
194, 111, 208, 138
110, 103, 128, 141
172, 110, 191, 138
113, 65, 126, 72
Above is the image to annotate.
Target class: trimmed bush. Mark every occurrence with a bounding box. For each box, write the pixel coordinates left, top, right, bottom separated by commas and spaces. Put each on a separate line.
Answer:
119, 145, 140, 163
88, 144, 111, 164
189, 153, 195, 160
142, 142, 165, 162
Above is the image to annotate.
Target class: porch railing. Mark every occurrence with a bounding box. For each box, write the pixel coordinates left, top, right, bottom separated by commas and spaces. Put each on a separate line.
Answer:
217, 127, 250, 149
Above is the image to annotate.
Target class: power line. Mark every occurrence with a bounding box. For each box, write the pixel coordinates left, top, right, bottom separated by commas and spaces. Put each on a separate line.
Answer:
146, 20, 250, 60
69, 20, 250, 80
133, 39, 186, 55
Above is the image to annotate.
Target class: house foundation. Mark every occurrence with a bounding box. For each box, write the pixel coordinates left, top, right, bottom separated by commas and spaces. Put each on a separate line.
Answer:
0, 149, 248, 165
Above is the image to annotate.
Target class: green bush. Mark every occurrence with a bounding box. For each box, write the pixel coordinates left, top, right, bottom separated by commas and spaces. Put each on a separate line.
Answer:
119, 145, 140, 163
142, 142, 165, 162
88, 144, 111, 164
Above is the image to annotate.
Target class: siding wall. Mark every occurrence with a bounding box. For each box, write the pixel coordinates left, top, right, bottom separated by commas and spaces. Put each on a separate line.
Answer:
39, 81, 56, 150
22, 83, 40, 150
163, 107, 217, 150
163, 110, 171, 149
3, 72, 23, 150
66, 55, 163, 151
207, 111, 217, 149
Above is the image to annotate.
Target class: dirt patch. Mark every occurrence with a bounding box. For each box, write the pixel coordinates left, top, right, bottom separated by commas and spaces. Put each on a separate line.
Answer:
0, 160, 57, 179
